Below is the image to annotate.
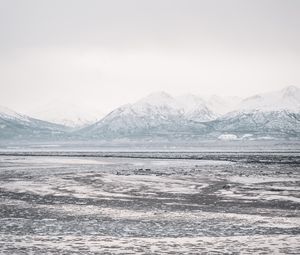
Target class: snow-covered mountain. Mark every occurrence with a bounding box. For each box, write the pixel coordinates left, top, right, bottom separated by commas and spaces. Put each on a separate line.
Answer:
1, 85, 299, 141
213, 86, 300, 139
212, 110, 300, 139
177, 94, 217, 121
81, 86, 300, 140
80, 92, 211, 139
0, 105, 69, 140
27, 100, 104, 128
0, 106, 30, 122
239, 85, 300, 112
205, 95, 242, 115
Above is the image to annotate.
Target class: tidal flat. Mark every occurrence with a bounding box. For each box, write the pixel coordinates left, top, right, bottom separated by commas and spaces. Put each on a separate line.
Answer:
0, 151, 299, 254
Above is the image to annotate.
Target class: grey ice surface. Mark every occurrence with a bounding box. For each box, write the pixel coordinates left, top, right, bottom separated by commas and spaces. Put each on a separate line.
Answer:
0, 148, 299, 254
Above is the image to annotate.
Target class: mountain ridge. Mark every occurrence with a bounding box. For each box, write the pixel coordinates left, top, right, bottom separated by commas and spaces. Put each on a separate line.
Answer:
1, 85, 300, 140
0, 105, 70, 140
79, 85, 300, 140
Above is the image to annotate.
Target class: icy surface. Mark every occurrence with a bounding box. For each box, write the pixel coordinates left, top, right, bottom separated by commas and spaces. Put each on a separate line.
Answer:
0, 152, 299, 254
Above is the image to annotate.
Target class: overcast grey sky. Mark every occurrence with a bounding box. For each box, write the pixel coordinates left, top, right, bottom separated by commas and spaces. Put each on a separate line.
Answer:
0, 0, 299, 113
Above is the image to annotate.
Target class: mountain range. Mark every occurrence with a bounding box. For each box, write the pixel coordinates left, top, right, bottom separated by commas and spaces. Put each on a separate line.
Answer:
1, 85, 300, 141
0, 106, 69, 140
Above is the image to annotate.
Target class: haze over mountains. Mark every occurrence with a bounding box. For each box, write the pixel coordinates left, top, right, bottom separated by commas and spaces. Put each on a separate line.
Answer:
22, 100, 104, 128
0, 106, 68, 140
1, 85, 300, 141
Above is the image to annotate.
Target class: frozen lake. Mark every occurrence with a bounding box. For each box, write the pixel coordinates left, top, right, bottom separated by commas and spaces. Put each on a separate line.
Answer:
0, 151, 299, 254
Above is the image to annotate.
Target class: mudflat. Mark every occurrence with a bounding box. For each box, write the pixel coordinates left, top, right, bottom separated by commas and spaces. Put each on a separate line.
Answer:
0, 152, 299, 254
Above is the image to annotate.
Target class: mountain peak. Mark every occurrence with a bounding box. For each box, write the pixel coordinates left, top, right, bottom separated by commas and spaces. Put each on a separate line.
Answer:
0, 105, 28, 121
137, 91, 176, 107
176, 94, 207, 112
239, 85, 300, 111
281, 85, 299, 93
281, 85, 300, 98
0, 105, 17, 116
143, 91, 173, 100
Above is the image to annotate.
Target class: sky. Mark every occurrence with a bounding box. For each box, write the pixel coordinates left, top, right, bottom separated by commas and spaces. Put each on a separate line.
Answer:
0, 0, 299, 115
